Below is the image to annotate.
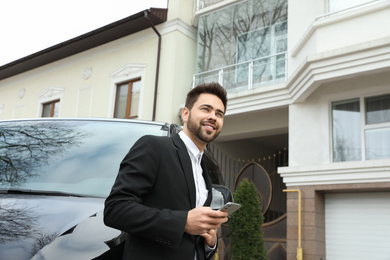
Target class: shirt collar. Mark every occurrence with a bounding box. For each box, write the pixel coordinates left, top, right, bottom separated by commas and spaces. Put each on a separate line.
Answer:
178, 131, 204, 161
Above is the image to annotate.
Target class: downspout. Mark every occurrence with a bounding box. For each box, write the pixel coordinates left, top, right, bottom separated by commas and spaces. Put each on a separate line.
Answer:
145, 10, 161, 121
284, 189, 303, 260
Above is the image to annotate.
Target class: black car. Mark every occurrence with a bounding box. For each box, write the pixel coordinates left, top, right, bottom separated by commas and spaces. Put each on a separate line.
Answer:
0, 118, 232, 260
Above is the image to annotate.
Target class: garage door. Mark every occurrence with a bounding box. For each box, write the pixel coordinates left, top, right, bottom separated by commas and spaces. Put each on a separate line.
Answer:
325, 192, 390, 260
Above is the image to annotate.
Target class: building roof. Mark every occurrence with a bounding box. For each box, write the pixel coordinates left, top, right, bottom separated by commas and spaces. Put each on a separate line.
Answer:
0, 8, 167, 81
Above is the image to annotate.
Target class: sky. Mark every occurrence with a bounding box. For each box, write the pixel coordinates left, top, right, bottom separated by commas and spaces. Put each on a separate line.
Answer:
0, 0, 168, 66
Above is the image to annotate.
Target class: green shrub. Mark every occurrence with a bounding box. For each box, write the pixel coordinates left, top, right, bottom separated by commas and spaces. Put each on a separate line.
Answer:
229, 178, 267, 260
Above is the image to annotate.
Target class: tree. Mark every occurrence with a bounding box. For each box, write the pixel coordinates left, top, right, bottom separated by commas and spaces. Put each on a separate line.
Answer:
229, 178, 267, 260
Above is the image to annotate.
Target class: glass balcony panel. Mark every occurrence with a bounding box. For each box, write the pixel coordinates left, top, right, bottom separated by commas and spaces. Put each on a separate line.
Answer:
193, 52, 287, 93
193, 71, 220, 87
224, 64, 249, 92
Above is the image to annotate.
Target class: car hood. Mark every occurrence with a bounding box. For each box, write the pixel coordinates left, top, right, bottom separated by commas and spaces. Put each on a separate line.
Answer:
0, 194, 121, 260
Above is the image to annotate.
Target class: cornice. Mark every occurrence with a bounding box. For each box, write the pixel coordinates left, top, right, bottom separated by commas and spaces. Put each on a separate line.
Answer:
159, 18, 198, 40
38, 87, 64, 99
279, 159, 390, 186
287, 36, 390, 103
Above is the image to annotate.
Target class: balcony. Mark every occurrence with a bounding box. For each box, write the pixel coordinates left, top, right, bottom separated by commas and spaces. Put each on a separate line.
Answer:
290, 0, 390, 78
193, 52, 287, 93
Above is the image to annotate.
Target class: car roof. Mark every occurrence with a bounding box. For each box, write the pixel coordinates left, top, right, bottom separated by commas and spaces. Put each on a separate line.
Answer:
0, 117, 166, 126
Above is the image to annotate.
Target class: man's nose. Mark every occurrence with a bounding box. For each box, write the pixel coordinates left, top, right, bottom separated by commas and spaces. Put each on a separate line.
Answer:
207, 112, 217, 121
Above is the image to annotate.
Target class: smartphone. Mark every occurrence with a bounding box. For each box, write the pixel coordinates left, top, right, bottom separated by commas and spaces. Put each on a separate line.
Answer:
218, 202, 241, 215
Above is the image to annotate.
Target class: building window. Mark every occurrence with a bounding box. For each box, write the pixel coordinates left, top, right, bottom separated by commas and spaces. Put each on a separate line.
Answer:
195, 0, 288, 92
332, 94, 390, 162
42, 100, 60, 117
114, 78, 140, 119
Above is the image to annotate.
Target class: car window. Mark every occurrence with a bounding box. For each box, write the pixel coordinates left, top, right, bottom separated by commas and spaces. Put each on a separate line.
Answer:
0, 120, 168, 197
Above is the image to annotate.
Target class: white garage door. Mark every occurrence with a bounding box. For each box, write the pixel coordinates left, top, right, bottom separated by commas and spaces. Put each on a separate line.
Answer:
325, 192, 390, 260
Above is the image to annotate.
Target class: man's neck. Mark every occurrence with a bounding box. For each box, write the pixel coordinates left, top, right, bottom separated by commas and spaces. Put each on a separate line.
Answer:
181, 129, 206, 152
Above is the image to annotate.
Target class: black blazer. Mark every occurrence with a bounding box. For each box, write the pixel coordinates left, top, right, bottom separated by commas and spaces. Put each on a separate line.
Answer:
104, 134, 215, 260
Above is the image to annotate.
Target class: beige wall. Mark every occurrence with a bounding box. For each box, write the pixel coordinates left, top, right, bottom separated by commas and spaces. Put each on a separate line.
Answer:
155, 20, 197, 124
168, 0, 194, 24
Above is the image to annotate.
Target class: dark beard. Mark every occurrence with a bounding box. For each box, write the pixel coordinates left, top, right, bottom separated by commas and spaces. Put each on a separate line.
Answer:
187, 113, 220, 143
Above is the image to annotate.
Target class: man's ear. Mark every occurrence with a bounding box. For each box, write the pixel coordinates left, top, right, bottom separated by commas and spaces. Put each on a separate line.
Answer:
182, 107, 189, 123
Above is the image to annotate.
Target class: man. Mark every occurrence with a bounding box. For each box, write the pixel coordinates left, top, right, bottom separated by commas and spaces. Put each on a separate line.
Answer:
104, 82, 229, 260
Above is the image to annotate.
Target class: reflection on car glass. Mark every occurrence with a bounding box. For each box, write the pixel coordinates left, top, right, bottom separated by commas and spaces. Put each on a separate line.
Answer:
0, 120, 167, 197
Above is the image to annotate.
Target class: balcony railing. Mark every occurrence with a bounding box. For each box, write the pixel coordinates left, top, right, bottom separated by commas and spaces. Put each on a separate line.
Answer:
195, 0, 225, 11
193, 52, 288, 93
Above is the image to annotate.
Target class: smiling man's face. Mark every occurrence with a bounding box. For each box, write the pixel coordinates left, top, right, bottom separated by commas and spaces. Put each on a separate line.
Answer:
182, 93, 225, 151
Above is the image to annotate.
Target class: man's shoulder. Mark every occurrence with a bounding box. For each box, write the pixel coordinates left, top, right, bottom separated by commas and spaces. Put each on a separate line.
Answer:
132, 134, 186, 154
139, 134, 175, 141
138, 134, 179, 146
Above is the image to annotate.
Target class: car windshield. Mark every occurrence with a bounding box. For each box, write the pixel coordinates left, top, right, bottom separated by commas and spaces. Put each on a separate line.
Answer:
0, 119, 168, 197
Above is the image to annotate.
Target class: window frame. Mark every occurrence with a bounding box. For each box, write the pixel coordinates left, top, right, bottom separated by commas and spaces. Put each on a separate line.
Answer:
113, 78, 141, 119
331, 93, 390, 162
41, 99, 60, 117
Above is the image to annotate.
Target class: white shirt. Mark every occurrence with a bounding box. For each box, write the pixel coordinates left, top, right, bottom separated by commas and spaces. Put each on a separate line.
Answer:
178, 131, 216, 259
179, 131, 208, 207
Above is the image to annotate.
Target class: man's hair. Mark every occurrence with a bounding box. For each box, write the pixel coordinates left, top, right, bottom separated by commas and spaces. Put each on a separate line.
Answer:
185, 82, 227, 112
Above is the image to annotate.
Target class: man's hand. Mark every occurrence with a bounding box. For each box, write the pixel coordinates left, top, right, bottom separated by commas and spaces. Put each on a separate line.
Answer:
200, 228, 218, 247
184, 207, 228, 246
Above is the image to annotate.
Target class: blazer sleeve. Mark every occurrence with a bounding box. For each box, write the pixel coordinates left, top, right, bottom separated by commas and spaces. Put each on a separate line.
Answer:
103, 135, 188, 249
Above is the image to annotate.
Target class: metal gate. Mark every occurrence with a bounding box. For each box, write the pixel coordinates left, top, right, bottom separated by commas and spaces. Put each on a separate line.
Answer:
208, 143, 288, 259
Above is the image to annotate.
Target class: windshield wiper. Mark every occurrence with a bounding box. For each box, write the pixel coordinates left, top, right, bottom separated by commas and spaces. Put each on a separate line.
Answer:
2, 188, 88, 197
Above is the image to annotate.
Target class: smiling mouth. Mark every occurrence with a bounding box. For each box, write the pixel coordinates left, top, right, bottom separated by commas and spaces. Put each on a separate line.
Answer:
203, 123, 216, 131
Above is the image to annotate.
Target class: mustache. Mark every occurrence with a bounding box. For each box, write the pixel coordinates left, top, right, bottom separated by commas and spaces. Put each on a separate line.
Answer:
201, 120, 218, 129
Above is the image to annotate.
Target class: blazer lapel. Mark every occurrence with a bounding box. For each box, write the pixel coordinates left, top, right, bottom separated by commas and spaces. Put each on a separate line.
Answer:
172, 134, 196, 208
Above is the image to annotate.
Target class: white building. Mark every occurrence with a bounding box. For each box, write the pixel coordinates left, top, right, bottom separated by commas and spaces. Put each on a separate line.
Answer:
1, 0, 390, 259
